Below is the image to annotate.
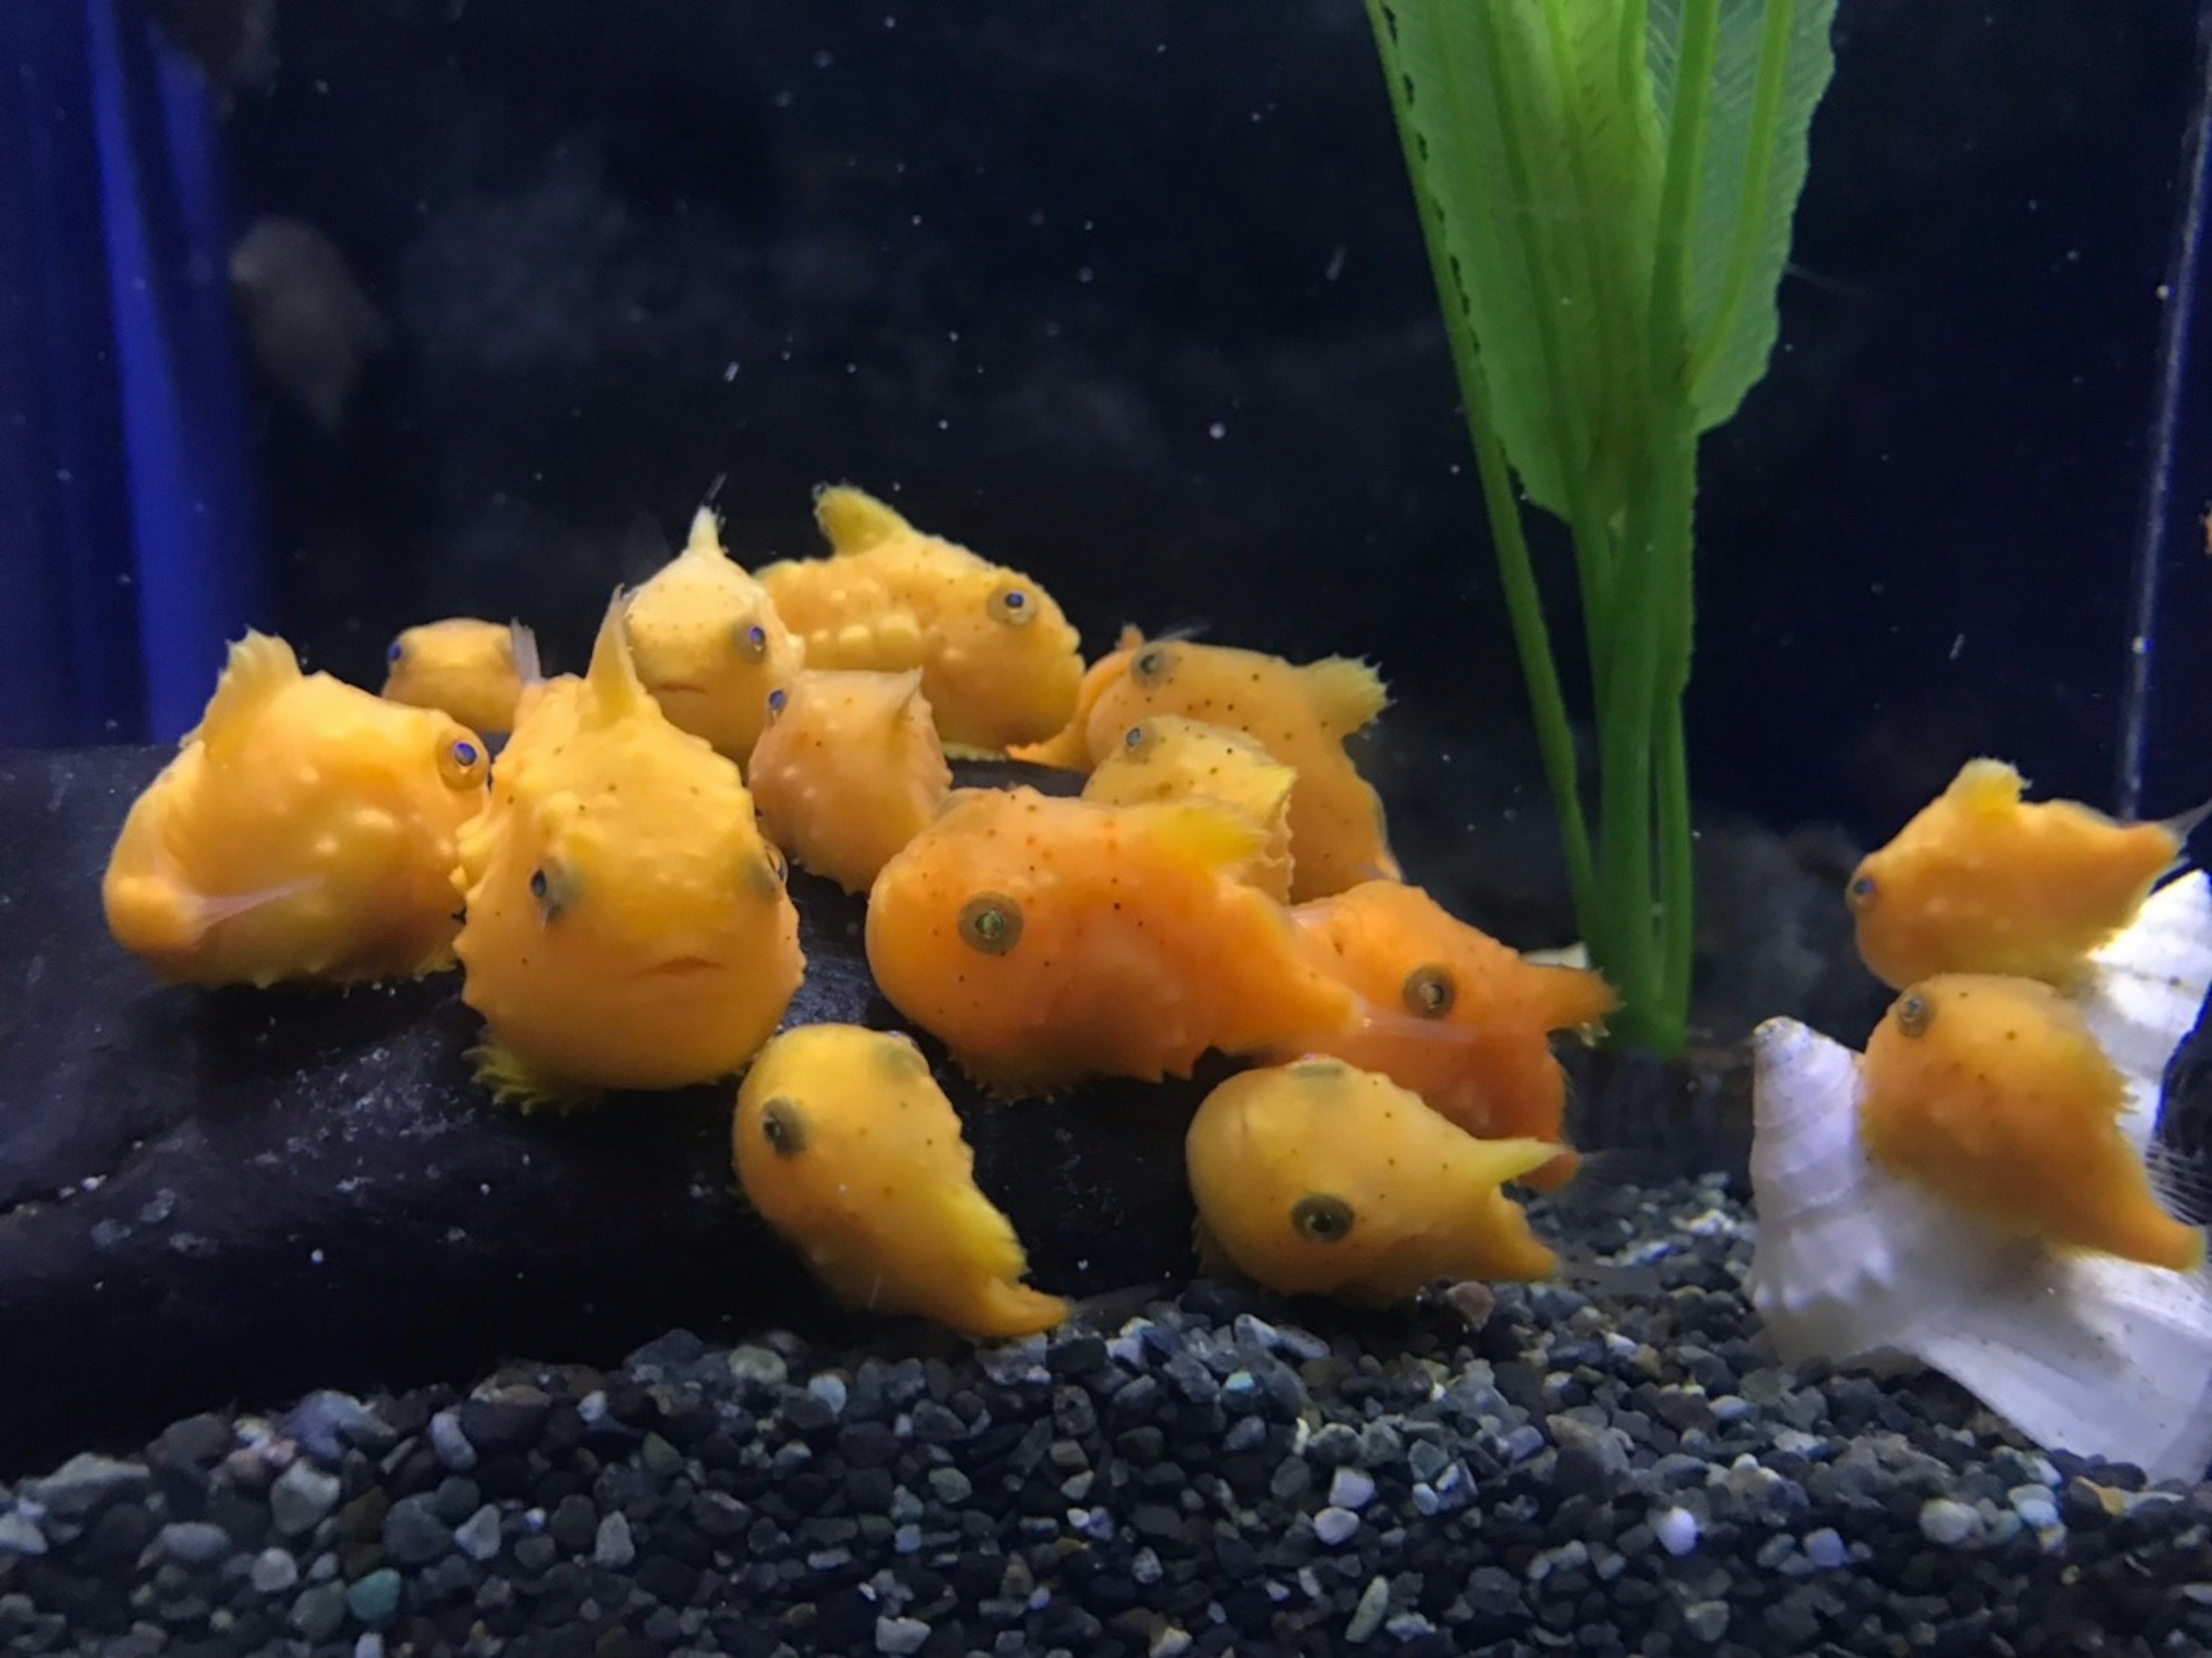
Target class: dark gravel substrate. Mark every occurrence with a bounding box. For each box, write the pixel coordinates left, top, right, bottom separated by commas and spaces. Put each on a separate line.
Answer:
5, 1176, 2210, 1658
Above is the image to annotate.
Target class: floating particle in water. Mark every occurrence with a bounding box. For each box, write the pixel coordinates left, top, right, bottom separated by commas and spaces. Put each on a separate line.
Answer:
1209, 422, 1227, 441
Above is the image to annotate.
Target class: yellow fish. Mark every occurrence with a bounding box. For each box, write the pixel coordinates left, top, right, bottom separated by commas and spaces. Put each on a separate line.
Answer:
104, 631, 488, 987
380, 617, 536, 737
624, 507, 805, 767
1185, 1058, 1562, 1306
1012, 629, 1398, 901
1282, 881, 1616, 1190
756, 484, 1082, 753
863, 786, 1378, 1096
1081, 714, 1296, 903
451, 595, 804, 1110
733, 1024, 1069, 1338
1858, 974, 2203, 1272
747, 668, 951, 896
1848, 757, 2203, 989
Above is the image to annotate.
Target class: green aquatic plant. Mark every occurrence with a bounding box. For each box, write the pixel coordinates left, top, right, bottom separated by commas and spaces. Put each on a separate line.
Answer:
1365, 0, 1836, 1056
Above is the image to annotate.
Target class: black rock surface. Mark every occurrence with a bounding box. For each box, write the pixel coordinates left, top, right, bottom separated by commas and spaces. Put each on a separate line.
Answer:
0, 745, 1205, 1478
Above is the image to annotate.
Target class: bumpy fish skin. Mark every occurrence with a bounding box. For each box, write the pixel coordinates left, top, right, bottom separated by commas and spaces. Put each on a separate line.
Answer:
1014, 630, 1398, 901
1081, 714, 1296, 903
863, 786, 1363, 1096
381, 617, 529, 737
104, 631, 489, 988
748, 669, 950, 896
625, 509, 803, 766
1282, 881, 1615, 1190
1859, 973, 2203, 1272
756, 485, 1082, 753
733, 1024, 1067, 1338
451, 597, 804, 1110
1849, 758, 2186, 990
1185, 1058, 1560, 1307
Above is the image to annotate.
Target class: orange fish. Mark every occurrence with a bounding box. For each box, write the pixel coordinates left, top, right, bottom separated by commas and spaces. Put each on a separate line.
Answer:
1281, 880, 1615, 1189
863, 786, 1381, 1095
1848, 758, 2205, 989
1010, 629, 1396, 900
1859, 974, 2203, 1272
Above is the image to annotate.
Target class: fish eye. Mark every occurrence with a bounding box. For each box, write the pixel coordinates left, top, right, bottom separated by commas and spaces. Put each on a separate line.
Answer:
1290, 1193, 1356, 1244
764, 841, 788, 883
759, 1097, 809, 1158
385, 640, 404, 664
1121, 723, 1155, 758
438, 734, 487, 790
1894, 992, 1932, 1039
734, 620, 770, 662
1846, 871, 1878, 912
1402, 964, 1456, 1019
1132, 647, 1173, 686
529, 867, 569, 923
987, 583, 1036, 628
765, 685, 788, 722
957, 892, 1024, 955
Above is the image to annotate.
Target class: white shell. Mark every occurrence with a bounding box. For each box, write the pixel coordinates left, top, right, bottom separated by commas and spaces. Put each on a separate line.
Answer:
1746, 871, 2212, 1481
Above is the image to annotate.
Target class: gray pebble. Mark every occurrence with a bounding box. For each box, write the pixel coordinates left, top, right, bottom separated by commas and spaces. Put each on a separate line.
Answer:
0, 1512, 47, 1557
1802, 1527, 1847, 1570
270, 1461, 341, 1538
593, 1511, 636, 1569
1683, 1600, 1730, 1643
1653, 1506, 1700, 1557
454, 1505, 503, 1562
728, 1345, 789, 1388
354, 1636, 385, 1658
428, 1409, 477, 1472
1345, 1575, 1391, 1642
282, 1391, 381, 1462
291, 1583, 347, 1642
876, 1614, 931, 1655
926, 1467, 972, 1505
158, 1521, 232, 1566
249, 1547, 300, 1593
381, 1494, 453, 1565
1328, 1467, 1376, 1511
1919, 1497, 1985, 1547
1312, 1507, 1359, 1547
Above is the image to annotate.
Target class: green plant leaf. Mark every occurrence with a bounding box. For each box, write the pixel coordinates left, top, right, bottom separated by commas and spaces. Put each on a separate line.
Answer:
1646, 0, 1838, 429
1369, 0, 1664, 525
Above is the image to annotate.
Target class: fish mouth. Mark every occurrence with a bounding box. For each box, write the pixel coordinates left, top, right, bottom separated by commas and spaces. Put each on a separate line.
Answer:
652, 679, 707, 697
635, 954, 724, 980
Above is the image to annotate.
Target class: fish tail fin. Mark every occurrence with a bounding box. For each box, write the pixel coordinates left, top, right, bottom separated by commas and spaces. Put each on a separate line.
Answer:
508, 621, 543, 686
1461, 1135, 1570, 1192
813, 483, 912, 554
1006, 726, 1094, 770
582, 590, 653, 725
468, 1038, 601, 1114
2158, 794, 2212, 848
184, 631, 302, 752
965, 1278, 1072, 1341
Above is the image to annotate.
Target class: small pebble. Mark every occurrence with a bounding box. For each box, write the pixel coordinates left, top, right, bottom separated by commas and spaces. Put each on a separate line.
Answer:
1312, 1507, 1359, 1547
1653, 1506, 1700, 1557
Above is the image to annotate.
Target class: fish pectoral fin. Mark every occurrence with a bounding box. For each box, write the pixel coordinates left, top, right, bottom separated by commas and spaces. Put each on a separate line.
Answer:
1299, 655, 1390, 736
108, 875, 319, 955
184, 631, 303, 752
949, 1048, 1063, 1102
813, 483, 912, 554
1191, 1213, 1238, 1280
467, 1039, 601, 1115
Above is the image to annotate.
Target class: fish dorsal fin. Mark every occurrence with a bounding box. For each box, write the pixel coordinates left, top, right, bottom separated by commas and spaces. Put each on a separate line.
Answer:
584, 591, 652, 725
1115, 624, 1149, 652
682, 506, 733, 564
1127, 798, 1269, 875
186, 631, 302, 751
814, 484, 912, 556
509, 621, 543, 685
1948, 757, 2025, 816
1300, 656, 1390, 735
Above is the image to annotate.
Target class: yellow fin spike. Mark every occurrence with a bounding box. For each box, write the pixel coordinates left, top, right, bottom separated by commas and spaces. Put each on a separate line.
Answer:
184, 631, 302, 753
814, 483, 913, 555
1300, 656, 1390, 736
683, 506, 730, 562
468, 1038, 603, 1115
582, 590, 653, 726
1949, 757, 2026, 815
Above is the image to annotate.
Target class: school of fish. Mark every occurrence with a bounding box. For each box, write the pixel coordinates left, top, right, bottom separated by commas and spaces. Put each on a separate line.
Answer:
97, 489, 2212, 1387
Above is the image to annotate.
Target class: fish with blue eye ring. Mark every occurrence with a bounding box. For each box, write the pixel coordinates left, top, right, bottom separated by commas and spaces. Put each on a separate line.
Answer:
380, 617, 537, 738
450, 594, 804, 1112
104, 630, 490, 987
